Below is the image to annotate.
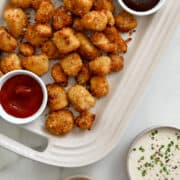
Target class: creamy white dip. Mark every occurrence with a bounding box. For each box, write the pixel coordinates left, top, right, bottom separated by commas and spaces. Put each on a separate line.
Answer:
128, 128, 180, 180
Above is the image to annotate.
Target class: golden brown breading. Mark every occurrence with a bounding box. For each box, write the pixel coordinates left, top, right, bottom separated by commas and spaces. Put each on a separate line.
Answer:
25, 24, 52, 47
31, 0, 50, 10
0, 53, 22, 73
102, 10, 115, 26
19, 43, 34, 56
109, 54, 124, 72
94, 0, 114, 12
53, 28, 80, 54
76, 32, 100, 61
35, 0, 55, 23
81, 10, 108, 31
45, 109, 74, 135
89, 56, 111, 76
11, 0, 32, 8
115, 11, 137, 32
75, 111, 95, 130
47, 84, 68, 111
60, 53, 83, 77
51, 63, 68, 86
0, 27, 18, 52
68, 85, 95, 112
90, 76, 109, 98
104, 26, 127, 53
0, 71, 3, 77
41, 40, 59, 59
53, 6, 72, 31
63, 0, 94, 17
4, 6, 27, 38
73, 17, 84, 31
22, 54, 49, 76
76, 65, 91, 85
90, 32, 116, 53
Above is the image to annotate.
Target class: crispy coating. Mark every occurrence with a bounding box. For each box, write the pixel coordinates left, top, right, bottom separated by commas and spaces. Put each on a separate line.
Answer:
45, 109, 74, 135
0, 53, 22, 73
104, 26, 127, 53
63, 0, 94, 17
41, 40, 59, 59
51, 63, 68, 86
90, 76, 109, 98
94, 0, 114, 12
115, 11, 137, 32
60, 53, 83, 77
75, 111, 95, 130
109, 54, 124, 72
81, 11, 108, 31
22, 54, 49, 76
0, 71, 3, 77
53, 6, 72, 31
73, 17, 84, 31
35, 0, 55, 23
68, 85, 95, 112
31, 0, 50, 10
19, 43, 34, 56
89, 56, 111, 76
25, 24, 52, 47
11, 0, 31, 8
53, 28, 80, 54
90, 32, 116, 53
76, 32, 100, 61
4, 6, 27, 38
76, 65, 91, 85
102, 10, 115, 26
47, 84, 68, 111
0, 27, 18, 52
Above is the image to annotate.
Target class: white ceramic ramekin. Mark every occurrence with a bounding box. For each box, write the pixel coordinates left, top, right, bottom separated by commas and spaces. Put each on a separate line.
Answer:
118, 0, 166, 16
0, 70, 48, 125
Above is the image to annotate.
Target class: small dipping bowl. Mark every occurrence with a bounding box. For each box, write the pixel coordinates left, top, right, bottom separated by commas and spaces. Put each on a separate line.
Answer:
64, 176, 92, 180
0, 70, 47, 125
127, 126, 180, 179
118, 0, 166, 16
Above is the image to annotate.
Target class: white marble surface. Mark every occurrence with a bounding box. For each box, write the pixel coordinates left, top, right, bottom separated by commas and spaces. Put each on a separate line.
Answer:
0, 20, 179, 180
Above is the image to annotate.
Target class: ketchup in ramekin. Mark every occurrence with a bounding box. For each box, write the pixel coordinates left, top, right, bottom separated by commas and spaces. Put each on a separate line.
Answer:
0, 74, 43, 118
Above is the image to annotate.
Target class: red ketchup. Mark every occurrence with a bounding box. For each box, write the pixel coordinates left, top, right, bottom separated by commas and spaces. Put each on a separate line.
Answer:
0, 75, 43, 118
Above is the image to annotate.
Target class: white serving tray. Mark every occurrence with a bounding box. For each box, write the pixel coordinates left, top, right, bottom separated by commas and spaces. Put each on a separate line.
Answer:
0, 0, 179, 167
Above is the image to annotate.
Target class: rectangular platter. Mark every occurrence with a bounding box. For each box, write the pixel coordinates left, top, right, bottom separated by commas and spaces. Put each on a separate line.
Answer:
0, 0, 179, 167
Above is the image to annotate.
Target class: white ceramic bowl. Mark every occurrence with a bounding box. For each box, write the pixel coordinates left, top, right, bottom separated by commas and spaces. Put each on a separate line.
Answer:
118, 0, 166, 16
0, 70, 48, 125
64, 176, 92, 180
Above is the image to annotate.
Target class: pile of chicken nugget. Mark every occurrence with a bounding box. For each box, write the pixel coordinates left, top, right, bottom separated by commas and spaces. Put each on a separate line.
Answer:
0, 0, 137, 136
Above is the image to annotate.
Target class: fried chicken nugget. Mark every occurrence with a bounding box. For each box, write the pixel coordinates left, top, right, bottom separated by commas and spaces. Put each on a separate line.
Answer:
76, 32, 100, 61
89, 56, 111, 76
53, 28, 80, 54
104, 26, 127, 53
0, 71, 3, 77
63, 0, 94, 17
60, 53, 83, 77
94, 0, 114, 12
41, 40, 59, 59
68, 85, 95, 112
73, 17, 84, 31
31, 0, 50, 10
47, 84, 68, 111
90, 32, 116, 53
0, 27, 18, 52
51, 63, 68, 86
102, 10, 115, 26
0, 53, 22, 73
53, 6, 72, 31
25, 24, 52, 47
90, 76, 109, 98
11, 0, 31, 9
75, 111, 95, 130
4, 6, 27, 38
76, 65, 91, 85
22, 54, 49, 76
45, 109, 74, 135
35, 0, 55, 23
115, 11, 137, 32
109, 54, 124, 72
81, 10, 108, 31
19, 43, 34, 56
